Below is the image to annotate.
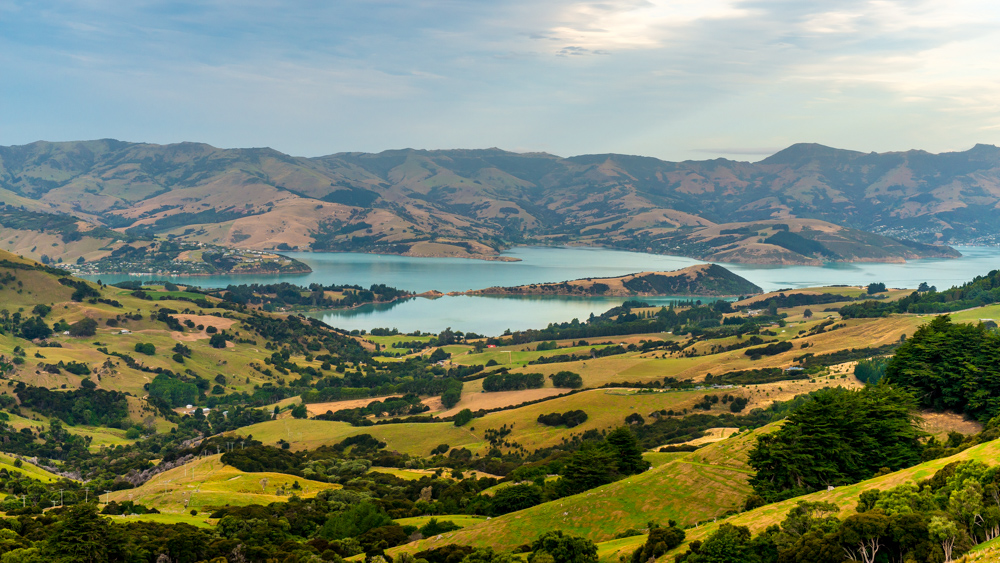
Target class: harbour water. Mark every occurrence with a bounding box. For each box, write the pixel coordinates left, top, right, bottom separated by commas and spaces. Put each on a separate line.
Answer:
85, 245, 1000, 335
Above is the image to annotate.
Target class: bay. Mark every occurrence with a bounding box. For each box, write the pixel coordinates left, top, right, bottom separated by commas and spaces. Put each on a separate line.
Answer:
84, 245, 1000, 335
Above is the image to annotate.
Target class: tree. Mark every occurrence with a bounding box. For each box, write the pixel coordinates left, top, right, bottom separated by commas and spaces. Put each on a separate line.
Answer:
291, 404, 308, 419
929, 516, 959, 563
748, 385, 923, 500
42, 504, 113, 562
556, 446, 619, 496
490, 484, 542, 515
460, 548, 517, 563
630, 522, 685, 563
803, 308, 813, 319
605, 427, 650, 475
689, 523, 754, 563
839, 512, 890, 563
885, 315, 1000, 421
867, 282, 887, 294
528, 531, 597, 563
550, 371, 583, 388
68, 317, 98, 337
209, 333, 227, 349
19, 317, 51, 340
453, 409, 474, 427
320, 503, 391, 540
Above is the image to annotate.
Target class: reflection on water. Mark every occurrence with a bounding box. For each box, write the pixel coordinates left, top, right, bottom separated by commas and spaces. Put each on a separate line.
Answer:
82, 244, 1000, 335
306, 294, 716, 336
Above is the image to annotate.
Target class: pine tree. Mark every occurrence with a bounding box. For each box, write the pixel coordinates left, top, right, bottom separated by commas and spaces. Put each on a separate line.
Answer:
606, 427, 650, 475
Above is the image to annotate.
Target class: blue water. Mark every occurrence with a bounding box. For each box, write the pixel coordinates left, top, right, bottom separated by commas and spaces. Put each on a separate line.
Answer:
84, 245, 1000, 335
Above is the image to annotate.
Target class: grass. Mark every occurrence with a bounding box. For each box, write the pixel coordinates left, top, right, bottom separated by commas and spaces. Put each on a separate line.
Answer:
393, 429, 768, 557
635, 438, 1000, 562
148, 291, 210, 301
230, 419, 485, 457
107, 512, 216, 528
394, 515, 489, 529
0, 452, 64, 483
107, 453, 340, 512
453, 344, 617, 368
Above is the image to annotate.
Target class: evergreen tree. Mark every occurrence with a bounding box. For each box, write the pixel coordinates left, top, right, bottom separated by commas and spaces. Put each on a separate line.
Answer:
42, 504, 113, 563
748, 385, 922, 500
605, 427, 650, 475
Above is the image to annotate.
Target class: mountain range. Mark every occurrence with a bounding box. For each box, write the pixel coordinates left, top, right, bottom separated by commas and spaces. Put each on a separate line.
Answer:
1, 139, 997, 264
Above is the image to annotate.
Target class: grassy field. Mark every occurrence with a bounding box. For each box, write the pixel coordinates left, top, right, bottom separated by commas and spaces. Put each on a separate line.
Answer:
613, 438, 1000, 563
394, 514, 490, 529
107, 512, 216, 528
231, 419, 485, 457
452, 344, 618, 368
0, 452, 64, 483
393, 426, 773, 556
107, 454, 340, 513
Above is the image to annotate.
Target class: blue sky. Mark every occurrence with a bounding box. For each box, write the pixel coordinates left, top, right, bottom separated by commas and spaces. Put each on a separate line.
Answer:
2, 0, 999, 160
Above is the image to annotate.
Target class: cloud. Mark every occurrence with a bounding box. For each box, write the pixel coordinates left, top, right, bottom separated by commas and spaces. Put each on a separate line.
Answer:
1, 0, 999, 160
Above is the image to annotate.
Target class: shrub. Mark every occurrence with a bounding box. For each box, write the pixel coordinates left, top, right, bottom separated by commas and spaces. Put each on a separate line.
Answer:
454, 408, 474, 427
68, 317, 98, 337
550, 371, 583, 388
537, 410, 588, 428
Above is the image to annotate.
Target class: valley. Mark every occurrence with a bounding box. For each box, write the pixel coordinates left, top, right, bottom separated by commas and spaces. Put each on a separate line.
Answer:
0, 244, 995, 561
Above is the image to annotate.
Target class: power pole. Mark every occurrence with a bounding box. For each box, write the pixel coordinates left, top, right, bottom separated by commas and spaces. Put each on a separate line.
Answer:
104, 490, 111, 504
84, 487, 89, 503
58, 489, 64, 506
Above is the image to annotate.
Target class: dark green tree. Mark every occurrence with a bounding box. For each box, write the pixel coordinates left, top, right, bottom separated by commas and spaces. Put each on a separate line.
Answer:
42, 504, 113, 563
528, 531, 597, 563
748, 385, 923, 500
605, 427, 650, 475
19, 317, 51, 340
557, 446, 619, 496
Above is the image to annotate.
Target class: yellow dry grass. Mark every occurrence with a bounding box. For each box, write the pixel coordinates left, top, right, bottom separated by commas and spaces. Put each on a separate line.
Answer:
106, 454, 339, 513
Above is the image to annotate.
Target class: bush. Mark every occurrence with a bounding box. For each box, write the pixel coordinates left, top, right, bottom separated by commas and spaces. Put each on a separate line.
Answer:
550, 371, 583, 388
537, 410, 588, 428
19, 317, 52, 340
454, 408, 474, 427
483, 372, 544, 392
134, 343, 156, 355
68, 317, 98, 337
529, 531, 598, 563
209, 333, 227, 348
629, 522, 685, 563
744, 341, 793, 359
491, 484, 542, 515
418, 518, 462, 537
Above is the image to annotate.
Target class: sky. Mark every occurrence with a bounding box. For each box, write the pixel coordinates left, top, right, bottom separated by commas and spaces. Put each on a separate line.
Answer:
2, 0, 1000, 161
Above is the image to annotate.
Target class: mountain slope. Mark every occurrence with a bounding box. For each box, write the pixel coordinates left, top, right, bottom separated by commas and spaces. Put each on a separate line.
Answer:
1, 140, 989, 264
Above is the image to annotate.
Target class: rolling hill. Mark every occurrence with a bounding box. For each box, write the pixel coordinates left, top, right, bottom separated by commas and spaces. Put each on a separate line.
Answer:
0, 140, 983, 264
462, 264, 762, 297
